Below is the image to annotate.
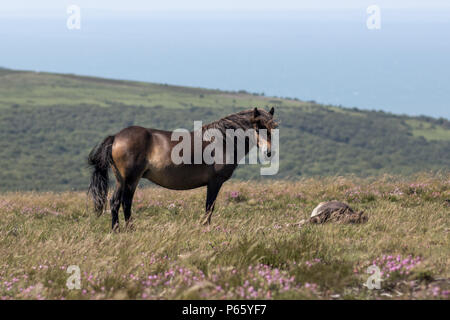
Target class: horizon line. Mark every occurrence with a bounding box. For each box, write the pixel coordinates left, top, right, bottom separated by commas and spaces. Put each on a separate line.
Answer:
2, 66, 448, 121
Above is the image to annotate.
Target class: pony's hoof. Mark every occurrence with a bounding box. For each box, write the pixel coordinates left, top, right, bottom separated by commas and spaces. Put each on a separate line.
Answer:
112, 223, 120, 233
125, 222, 136, 231
201, 217, 211, 226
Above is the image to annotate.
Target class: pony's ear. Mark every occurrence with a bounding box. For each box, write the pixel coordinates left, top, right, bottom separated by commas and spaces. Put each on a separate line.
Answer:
269, 107, 275, 115
253, 107, 260, 118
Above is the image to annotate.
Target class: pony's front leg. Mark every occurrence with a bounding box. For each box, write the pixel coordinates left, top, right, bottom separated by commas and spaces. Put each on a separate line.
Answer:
202, 180, 224, 225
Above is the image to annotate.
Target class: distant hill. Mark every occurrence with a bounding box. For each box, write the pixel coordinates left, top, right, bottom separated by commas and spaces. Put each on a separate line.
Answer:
0, 68, 449, 191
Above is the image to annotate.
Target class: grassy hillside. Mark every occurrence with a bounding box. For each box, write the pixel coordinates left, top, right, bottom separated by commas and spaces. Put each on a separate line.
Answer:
0, 68, 449, 191
0, 175, 448, 299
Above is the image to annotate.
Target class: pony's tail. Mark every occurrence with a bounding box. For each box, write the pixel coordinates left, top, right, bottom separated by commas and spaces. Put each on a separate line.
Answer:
87, 135, 115, 216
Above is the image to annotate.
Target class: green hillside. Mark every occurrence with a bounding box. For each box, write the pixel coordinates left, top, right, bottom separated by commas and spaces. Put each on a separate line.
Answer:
0, 68, 449, 191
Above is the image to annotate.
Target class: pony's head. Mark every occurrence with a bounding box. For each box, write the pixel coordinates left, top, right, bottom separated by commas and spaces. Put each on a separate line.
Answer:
251, 107, 278, 158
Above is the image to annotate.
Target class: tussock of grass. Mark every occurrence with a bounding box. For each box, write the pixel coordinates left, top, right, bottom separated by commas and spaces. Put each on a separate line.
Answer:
0, 174, 449, 299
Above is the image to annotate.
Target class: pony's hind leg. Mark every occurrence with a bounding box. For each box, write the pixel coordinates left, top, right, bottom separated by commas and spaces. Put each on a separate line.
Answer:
122, 178, 140, 230
110, 183, 123, 231
110, 126, 150, 231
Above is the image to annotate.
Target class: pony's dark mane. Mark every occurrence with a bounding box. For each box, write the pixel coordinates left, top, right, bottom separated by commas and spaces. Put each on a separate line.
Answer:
202, 109, 277, 136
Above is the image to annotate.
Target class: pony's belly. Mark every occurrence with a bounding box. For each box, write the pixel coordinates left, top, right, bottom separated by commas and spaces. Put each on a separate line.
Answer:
143, 165, 210, 190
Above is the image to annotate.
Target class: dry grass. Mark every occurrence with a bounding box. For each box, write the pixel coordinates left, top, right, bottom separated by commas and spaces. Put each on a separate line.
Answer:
0, 174, 449, 300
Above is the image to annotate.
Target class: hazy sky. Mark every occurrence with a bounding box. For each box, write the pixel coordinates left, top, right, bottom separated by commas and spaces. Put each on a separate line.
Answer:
1, 0, 449, 118
2, 0, 450, 14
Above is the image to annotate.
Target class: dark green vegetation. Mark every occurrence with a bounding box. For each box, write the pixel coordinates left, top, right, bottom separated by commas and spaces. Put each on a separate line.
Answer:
0, 68, 449, 191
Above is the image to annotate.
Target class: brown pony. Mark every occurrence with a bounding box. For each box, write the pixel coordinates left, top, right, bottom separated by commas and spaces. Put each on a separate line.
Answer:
88, 107, 277, 230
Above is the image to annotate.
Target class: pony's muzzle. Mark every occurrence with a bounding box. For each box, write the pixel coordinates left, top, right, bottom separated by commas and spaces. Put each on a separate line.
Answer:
262, 149, 274, 161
